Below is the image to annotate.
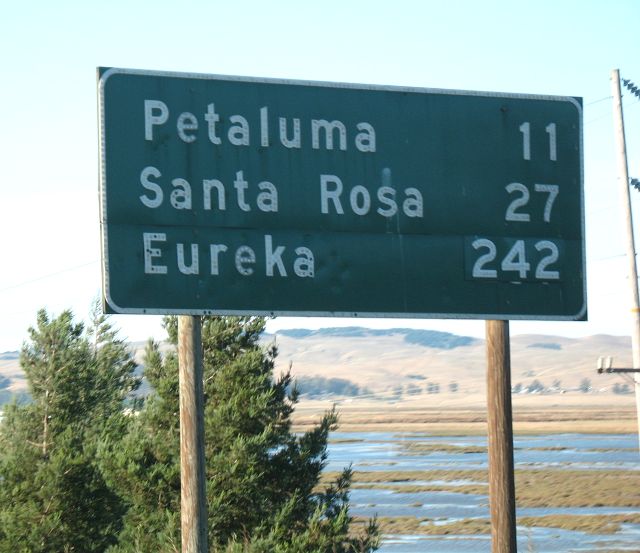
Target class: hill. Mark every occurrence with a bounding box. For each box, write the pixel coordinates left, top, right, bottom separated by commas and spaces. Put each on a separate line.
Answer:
264, 328, 633, 399
0, 328, 635, 407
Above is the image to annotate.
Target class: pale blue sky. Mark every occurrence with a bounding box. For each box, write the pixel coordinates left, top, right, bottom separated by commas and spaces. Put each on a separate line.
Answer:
1, 0, 639, 350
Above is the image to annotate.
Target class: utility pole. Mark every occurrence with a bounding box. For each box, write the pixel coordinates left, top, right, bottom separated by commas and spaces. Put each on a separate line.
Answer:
611, 68, 640, 453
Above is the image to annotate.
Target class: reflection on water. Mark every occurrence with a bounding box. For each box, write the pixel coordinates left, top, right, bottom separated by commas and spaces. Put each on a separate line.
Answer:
380, 526, 640, 553
326, 432, 640, 552
351, 488, 486, 519
327, 432, 640, 472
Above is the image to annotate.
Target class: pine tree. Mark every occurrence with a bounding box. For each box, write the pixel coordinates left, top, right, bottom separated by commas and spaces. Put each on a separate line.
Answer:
100, 316, 379, 552
0, 308, 139, 552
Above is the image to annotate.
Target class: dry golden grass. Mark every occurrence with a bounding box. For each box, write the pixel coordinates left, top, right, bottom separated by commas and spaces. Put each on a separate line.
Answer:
514, 470, 640, 508
363, 513, 640, 536
293, 402, 638, 435
354, 482, 489, 495
517, 513, 640, 535
399, 442, 486, 454
364, 516, 492, 536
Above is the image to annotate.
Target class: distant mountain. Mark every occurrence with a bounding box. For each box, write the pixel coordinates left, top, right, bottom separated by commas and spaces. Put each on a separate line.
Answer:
0, 351, 19, 360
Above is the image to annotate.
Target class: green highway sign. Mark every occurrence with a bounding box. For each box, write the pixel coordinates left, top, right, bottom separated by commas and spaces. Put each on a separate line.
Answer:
98, 67, 585, 319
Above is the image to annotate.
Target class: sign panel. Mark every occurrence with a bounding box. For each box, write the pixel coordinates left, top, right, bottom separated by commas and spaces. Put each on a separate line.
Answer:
98, 67, 585, 319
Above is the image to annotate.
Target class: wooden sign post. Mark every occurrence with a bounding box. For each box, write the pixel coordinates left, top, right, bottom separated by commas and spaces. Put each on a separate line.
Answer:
486, 320, 517, 552
178, 315, 208, 553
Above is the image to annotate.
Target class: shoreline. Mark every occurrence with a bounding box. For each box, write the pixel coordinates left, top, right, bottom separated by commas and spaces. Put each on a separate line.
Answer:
292, 396, 638, 435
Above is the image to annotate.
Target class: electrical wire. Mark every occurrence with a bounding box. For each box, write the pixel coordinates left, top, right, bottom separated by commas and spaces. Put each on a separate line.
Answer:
0, 261, 99, 294
585, 96, 612, 106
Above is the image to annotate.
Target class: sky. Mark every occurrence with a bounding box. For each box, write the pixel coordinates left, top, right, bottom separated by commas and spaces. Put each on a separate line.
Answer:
1, 0, 639, 351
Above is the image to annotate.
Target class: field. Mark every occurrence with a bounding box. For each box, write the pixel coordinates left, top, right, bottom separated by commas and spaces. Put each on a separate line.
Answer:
292, 394, 638, 435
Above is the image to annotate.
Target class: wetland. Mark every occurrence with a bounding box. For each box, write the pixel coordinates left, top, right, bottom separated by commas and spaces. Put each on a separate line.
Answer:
311, 405, 640, 552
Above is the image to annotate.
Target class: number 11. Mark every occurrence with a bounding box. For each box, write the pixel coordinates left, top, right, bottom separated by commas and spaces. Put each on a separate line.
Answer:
519, 122, 557, 161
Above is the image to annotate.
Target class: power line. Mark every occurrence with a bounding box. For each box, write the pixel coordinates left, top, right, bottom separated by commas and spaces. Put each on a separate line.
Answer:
583, 94, 639, 125
586, 95, 613, 106
0, 260, 99, 294
585, 112, 613, 126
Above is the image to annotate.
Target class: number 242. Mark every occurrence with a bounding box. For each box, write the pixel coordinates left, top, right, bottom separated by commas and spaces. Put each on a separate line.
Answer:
472, 239, 560, 280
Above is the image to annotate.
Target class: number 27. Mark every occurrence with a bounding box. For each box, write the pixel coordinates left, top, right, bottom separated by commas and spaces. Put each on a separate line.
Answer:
505, 183, 559, 223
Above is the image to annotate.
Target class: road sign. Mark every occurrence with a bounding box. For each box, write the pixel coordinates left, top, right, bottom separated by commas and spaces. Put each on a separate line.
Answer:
98, 67, 585, 319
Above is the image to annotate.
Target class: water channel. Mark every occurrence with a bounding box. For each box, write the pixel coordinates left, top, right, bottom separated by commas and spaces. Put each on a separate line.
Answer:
326, 432, 640, 552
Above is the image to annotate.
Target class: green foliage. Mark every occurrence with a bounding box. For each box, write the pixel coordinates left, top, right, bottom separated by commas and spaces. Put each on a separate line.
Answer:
527, 342, 562, 351
402, 329, 476, 349
612, 382, 631, 394
426, 382, 440, 394
528, 379, 545, 393
0, 312, 378, 551
295, 376, 370, 398
276, 327, 477, 350
101, 315, 379, 552
0, 307, 139, 552
579, 378, 592, 393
